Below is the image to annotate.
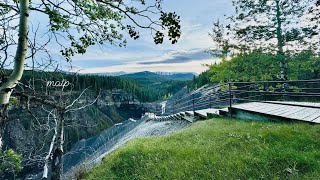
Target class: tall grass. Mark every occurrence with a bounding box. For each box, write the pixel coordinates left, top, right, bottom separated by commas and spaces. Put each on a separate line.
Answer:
86, 118, 320, 180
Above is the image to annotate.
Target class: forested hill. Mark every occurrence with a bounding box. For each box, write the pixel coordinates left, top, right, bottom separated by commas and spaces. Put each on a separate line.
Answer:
19, 71, 188, 102
189, 51, 320, 89
120, 71, 195, 81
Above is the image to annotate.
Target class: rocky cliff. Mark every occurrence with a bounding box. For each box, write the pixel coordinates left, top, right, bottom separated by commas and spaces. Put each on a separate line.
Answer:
2, 89, 160, 178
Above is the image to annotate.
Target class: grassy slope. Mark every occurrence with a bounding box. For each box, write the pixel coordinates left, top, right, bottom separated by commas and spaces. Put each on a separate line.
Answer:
86, 118, 320, 180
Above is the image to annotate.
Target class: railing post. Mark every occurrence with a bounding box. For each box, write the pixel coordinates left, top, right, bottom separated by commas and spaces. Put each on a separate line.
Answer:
263, 83, 267, 101
192, 94, 195, 113
209, 94, 212, 109
228, 83, 232, 117
283, 81, 289, 101
172, 102, 174, 115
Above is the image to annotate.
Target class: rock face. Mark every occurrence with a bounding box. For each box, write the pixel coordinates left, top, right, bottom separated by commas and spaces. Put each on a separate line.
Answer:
2, 89, 159, 178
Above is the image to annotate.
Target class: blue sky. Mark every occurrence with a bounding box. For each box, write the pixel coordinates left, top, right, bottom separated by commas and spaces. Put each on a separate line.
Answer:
36, 0, 234, 74
70, 0, 235, 74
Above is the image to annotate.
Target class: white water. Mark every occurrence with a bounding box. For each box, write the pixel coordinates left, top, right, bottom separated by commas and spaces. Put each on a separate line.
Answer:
160, 101, 167, 114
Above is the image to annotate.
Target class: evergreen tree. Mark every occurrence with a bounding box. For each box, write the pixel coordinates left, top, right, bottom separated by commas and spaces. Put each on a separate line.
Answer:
210, 0, 319, 82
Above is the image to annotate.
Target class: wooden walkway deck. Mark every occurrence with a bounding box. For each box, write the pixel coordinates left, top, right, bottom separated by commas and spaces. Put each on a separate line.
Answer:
231, 102, 320, 123
153, 101, 320, 124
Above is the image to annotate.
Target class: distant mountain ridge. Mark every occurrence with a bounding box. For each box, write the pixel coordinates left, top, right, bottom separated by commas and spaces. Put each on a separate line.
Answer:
120, 71, 197, 81
89, 71, 197, 81
89, 71, 127, 76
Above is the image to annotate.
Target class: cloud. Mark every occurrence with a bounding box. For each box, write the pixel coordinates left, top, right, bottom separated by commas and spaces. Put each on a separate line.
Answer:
32, 0, 233, 73
79, 58, 221, 74
139, 49, 212, 65
72, 47, 159, 62
72, 48, 219, 74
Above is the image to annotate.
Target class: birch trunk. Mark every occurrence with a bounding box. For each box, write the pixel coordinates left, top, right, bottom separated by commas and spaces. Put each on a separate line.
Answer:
0, 0, 29, 104
0, 0, 29, 149
42, 111, 58, 180
51, 111, 65, 180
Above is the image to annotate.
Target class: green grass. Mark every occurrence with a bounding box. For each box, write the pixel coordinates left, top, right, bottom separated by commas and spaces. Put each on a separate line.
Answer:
86, 118, 320, 180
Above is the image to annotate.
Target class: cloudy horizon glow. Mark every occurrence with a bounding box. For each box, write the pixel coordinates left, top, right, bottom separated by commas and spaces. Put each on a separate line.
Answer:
66, 0, 233, 74
22, 0, 233, 74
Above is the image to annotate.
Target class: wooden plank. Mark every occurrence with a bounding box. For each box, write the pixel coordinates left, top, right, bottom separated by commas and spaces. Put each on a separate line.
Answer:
244, 102, 283, 111
219, 108, 229, 115
221, 101, 320, 123
235, 103, 287, 115
185, 111, 194, 116
195, 110, 208, 118
272, 106, 302, 116
194, 108, 220, 118
205, 108, 220, 115
233, 102, 260, 109
181, 115, 194, 123
287, 108, 319, 121
247, 103, 283, 114
312, 116, 320, 123
173, 115, 179, 120
267, 101, 320, 108
275, 106, 306, 116
281, 107, 314, 121
302, 109, 320, 122
239, 105, 266, 112
233, 103, 268, 112
278, 107, 306, 117
264, 105, 295, 115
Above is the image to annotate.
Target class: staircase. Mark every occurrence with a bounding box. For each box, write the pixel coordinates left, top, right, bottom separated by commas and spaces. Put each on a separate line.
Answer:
153, 108, 222, 123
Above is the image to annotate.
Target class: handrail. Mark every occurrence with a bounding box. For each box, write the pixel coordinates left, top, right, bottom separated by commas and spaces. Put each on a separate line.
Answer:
158, 79, 320, 116
229, 79, 320, 84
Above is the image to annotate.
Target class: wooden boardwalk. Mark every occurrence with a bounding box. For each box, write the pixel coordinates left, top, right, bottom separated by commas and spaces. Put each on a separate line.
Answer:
153, 101, 320, 124
231, 102, 320, 123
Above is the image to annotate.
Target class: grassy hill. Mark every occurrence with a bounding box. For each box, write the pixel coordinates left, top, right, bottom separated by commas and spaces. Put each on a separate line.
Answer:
85, 118, 320, 180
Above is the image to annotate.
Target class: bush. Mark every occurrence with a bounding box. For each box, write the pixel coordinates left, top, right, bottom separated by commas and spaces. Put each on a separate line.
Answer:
0, 149, 23, 179
208, 51, 320, 82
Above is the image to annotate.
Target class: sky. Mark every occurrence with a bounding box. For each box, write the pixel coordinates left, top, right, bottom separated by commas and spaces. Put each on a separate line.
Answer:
0, 0, 233, 74
67, 0, 234, 74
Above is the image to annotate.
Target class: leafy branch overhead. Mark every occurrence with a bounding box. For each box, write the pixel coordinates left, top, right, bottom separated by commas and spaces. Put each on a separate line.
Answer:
1, 0, 181, 62
210, 0, 319, 56
209, 0, 320, 81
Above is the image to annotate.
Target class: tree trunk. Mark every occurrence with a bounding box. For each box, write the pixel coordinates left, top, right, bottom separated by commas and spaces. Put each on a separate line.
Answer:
0, 105, 8, 150
0, 0, 29, 149
0, 119, 4, 149
51, 111, 64, 180
42, 110, 58, 180
0, 0, 29, 104
275, 0, 288, 91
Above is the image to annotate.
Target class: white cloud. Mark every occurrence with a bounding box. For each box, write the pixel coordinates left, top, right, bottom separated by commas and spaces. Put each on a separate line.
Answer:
79, 58, 221, 74
22, 0, 233, 73
72, 48, 158, 62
